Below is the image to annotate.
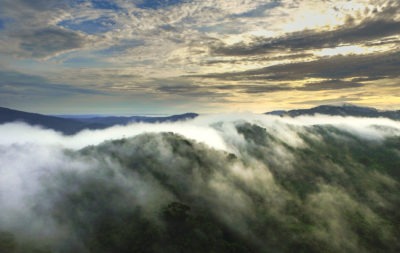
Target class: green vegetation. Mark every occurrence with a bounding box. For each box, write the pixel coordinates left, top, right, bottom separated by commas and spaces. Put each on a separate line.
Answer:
3, 123, 400, 253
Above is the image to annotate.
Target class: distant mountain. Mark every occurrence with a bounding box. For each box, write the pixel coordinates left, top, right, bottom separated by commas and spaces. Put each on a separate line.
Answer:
0, 107, 106, 135
68, 113, 198, 127
266, 105, 400, 120
0, 107, 198, 135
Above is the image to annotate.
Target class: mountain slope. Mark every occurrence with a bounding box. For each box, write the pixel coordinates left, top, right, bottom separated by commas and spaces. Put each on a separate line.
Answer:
1, 119, 399, 253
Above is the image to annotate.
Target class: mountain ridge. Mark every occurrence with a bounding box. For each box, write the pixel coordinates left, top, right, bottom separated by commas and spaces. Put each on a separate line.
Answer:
266, 104, 400, 120
0, 107, 198, 135
2, 104, 399, 136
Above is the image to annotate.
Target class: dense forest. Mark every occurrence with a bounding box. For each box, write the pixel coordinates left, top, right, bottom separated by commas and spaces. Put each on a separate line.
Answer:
0, 118, 399, 253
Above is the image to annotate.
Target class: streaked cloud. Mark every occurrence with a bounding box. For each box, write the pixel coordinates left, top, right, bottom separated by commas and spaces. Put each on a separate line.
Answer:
210, 19, 400, 56
193, 49, 400, 86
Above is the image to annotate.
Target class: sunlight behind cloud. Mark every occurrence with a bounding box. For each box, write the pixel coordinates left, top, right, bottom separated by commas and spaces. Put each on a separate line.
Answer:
314, 45, 380, 57
282, 2, 350, 32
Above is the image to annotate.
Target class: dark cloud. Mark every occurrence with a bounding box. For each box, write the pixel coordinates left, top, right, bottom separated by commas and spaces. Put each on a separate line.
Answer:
215, 84, 292, 94
156, 79, 363, 97
211, 18, 400, 56
157, 84, 199, 94
195, 50, 400, 82
58, 16, 116, 35
201, 53, 313, 66
263, 51, 400, 80
350, 76, 389, 82
16, 27, 87, 58
364, 37, 400, 47
0, 68, 108, 111
0, 69, 104, 96
223, 80, 364, 94
155, 82, 293, 96
3, 0, 66, 11
156, 83, 226, 97
289, 96, 361, 106
299, 80, 364, 91
0, 0, 89, 58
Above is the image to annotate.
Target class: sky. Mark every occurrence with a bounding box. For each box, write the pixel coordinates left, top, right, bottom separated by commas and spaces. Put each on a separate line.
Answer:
0, 0, 399, 115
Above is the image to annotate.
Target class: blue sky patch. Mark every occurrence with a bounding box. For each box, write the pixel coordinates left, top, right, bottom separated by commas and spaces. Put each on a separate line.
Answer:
0, 18, 13, 30
96, 39, 145, 55
90, 0, 120, 10
62, 56, 109, 68
59, 16, 116, 34
69, 0, 121, 10
233, 1, 281, 18
136, 0, 186, 10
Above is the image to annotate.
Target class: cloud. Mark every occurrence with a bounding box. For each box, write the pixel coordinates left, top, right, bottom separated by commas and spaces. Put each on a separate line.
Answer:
0, 0, 98, 58
1, 113, 400, 151
0, 68, 110, 111
0, 69, 105, 96
156, 79, 364, 97
216, 84, 294, 94
201, 53, 314, 66
162, 79, 365, 97
2, 0, 65, 11
0, 114, 400, 252
16, 27, 87, 58
0, 120, 230, 151
58, 16, 116, 35
0, 0, 399, 111
155, 83, 222, 97
299, 80, 364, 91
196, 50, 400, 82
211, 18, 400, 56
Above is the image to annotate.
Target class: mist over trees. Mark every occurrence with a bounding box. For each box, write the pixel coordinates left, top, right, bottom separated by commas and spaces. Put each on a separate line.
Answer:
0, 115, 399, 253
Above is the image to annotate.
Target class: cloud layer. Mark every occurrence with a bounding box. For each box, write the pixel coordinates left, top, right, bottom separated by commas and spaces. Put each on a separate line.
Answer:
0, 114, 400, 252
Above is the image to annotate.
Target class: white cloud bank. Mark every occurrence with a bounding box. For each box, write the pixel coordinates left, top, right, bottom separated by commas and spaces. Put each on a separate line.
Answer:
1, 114, 399, 151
